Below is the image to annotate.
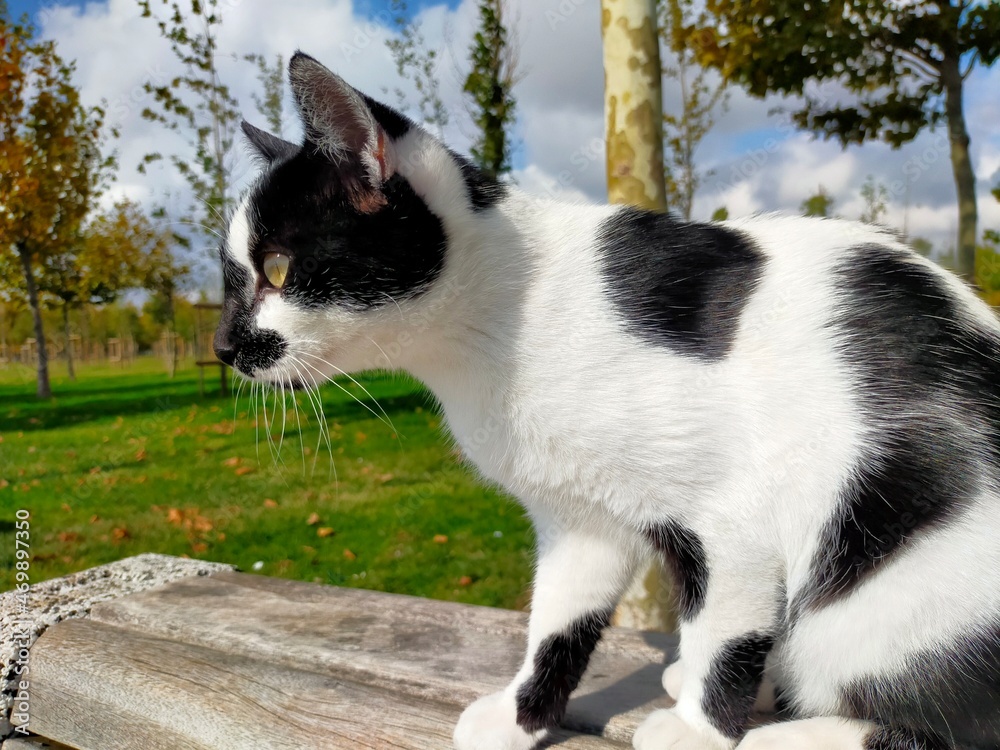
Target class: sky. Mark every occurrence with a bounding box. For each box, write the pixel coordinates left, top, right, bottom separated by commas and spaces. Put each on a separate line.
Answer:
7, 0, 1000, 290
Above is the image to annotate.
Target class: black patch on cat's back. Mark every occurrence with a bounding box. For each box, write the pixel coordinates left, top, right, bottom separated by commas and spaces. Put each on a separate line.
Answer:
250, 151, 447, 310
801, 246, 1000, 611
644, 521, 708, 621
515, 608, 613, 732
702, 633, 775, 739
597, 209, 765, 359
844, 622, 1000, 749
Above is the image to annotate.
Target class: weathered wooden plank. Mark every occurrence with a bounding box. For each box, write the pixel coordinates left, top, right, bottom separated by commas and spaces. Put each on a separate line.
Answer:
89, 572, 678, 741
1, 736, 76, 750
23, 618, 624, 750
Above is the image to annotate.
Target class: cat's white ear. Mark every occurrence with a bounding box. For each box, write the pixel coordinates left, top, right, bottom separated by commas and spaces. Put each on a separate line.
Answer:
288, 52, 395, 209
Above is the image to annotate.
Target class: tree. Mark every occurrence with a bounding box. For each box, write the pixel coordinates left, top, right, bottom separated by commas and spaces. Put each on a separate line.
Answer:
687, 1, 1000, 281
860, 175, 890, 225
801, 187, 835, 218
464, 0, 518, 178
244, 52, 285, 135
603, 0, 667, 212
659, 0, 727, 221
137, 0, 239, 263
911, 237, 934, 257
386, 0, 448, 135
0, 11, 110, 397
40, 200, 178, 380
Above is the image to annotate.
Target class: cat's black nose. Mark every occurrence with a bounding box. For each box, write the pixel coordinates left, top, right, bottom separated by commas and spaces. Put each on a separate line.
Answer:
213, 331, 239, 367
215, 343, 237, 367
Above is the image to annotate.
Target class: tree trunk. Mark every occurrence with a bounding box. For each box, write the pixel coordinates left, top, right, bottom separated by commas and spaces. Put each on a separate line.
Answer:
941, 53, 978, 283
62, 302, 76, 382
167, 289, 178, 379
17, 246, 52, 398
601, 0, 675, 632
602, 0, 667, 211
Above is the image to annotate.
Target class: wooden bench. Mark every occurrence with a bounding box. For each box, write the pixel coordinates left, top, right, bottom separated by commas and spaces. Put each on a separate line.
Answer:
1, 555, 681, 749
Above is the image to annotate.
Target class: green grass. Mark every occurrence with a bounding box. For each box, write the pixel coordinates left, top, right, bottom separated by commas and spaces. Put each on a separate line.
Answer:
0, 358, 533, 609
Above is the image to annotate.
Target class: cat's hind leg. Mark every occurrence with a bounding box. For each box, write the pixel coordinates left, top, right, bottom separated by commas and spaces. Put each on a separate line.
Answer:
736, 718, 874, 750
453, 513, 644, 750
738, 719, 953, 750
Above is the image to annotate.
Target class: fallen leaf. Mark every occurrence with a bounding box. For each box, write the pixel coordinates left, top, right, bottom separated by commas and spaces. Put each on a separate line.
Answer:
61, 503, 72, 513
354, 431, 367, 443
306, 512, 321, 525
234, 466, 255, 476
222, 456, 241, 467
302, 545, 316, 554
134, 449, 147, 462
458, 576, 473, 587
89, 515, 99, 524
378, 473, 394, 483
191, 542, 209, 554
111, 527, 130, 541
263, 498, 278, 508
433, 534, 448, 544
343, 548, 357, 561
317, 527, 335, 538
57, 531, 80, 543
166, 508, 184, 525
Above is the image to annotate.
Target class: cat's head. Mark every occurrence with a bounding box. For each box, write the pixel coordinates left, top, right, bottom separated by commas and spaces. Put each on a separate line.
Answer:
213, 51, 503, 386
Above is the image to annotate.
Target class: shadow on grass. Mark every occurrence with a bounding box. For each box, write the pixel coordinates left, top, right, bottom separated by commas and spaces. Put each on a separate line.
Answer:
0, 374, 432, 433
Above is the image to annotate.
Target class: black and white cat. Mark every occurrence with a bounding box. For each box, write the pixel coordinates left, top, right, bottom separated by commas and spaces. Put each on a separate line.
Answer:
214, 52, 1000, 750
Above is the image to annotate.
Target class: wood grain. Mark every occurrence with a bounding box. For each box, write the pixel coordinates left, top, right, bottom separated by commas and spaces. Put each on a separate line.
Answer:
21, 571, 685, 749
89, 572, 678, 741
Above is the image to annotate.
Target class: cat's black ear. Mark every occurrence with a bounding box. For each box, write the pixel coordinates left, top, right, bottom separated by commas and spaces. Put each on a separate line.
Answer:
288, 51, 396, 211
241, 121, 298, 165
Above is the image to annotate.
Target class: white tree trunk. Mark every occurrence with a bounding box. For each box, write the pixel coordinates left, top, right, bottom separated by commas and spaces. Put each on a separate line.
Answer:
602, 0, 667, 211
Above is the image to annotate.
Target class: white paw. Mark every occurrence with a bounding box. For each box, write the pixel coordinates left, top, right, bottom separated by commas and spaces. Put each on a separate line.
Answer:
454, 691, 546, 750
661, 661, 683, 701
736, 718, 869, 750
633, 709, 732, 750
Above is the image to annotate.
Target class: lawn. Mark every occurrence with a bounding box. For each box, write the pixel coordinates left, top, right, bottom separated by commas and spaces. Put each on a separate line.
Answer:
0, 357, 533, 609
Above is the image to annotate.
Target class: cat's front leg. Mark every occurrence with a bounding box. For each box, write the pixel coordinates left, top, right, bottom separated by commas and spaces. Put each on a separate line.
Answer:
633, 528, 783, 750
453, 516, 642, 750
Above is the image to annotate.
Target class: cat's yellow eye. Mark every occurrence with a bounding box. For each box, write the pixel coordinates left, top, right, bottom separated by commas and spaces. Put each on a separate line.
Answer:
263, 252, 289, 289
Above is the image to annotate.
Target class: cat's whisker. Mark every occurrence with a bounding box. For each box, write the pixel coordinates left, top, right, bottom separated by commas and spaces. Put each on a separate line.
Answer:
293, 358, 338, 485
299, 350, 399, 438
287, 355, 336, 480
284, 372, 307, 474
251, 381, 262, 464
367, 337, 395, 370
276, 377, 289, 458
